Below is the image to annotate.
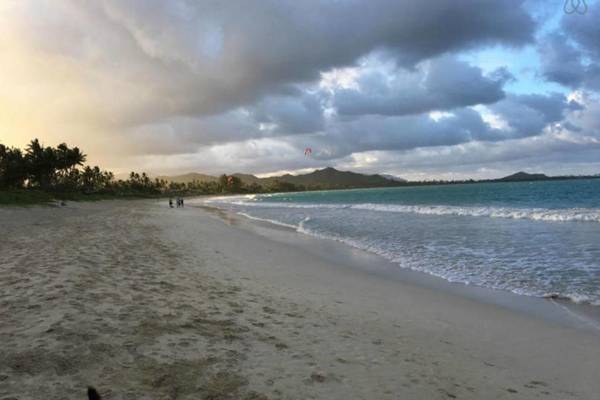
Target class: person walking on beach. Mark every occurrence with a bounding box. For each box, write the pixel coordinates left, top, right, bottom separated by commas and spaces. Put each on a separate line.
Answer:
181, 198, 184, 207
169, 198, 173, 208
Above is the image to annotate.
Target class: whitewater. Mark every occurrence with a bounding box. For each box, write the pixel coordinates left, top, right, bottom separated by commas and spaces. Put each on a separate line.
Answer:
204, 179, 600, 306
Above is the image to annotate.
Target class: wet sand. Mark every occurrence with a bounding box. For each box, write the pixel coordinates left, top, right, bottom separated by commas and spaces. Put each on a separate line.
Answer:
1, 200, 599, 399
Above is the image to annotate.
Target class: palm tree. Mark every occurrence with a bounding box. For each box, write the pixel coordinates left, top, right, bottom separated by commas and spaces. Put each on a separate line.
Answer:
25, 139, 57, 188
68, 147, 86, 171
0, 145, 27, 188
56, 143, 70, 174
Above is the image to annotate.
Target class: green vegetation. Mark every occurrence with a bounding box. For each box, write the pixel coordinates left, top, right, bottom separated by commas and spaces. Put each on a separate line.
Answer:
161, 167, 403, 191
161, 167, 600, 191
0, 139, 314, 205
0, 189, 55, 206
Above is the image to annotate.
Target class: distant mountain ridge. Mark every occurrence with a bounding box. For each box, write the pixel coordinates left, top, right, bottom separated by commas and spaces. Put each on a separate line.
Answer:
157, 167, 403, 189
156, 168, 599, 189
273, 167, 397, 188
497, 171, 549, 182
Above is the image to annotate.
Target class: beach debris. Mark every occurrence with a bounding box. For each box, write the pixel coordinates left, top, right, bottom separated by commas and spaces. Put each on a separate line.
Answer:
88, 387, 101, 400
262, 306, 276, 314
529, 380, 548, 386
310, 371, 327, 383
275, 342, 289, 350
542, 293, 570, 301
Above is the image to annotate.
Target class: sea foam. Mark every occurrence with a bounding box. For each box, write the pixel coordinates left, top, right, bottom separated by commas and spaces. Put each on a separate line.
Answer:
209, 197, 600, 223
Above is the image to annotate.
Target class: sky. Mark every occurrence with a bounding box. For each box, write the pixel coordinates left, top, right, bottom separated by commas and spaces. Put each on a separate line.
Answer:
1, 0, 599, 180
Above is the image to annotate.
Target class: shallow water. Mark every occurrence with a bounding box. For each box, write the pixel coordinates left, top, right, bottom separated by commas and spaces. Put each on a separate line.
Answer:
204, 179, 600, 305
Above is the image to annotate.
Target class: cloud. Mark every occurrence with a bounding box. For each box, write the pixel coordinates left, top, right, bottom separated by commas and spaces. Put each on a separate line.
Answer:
279, 107, 494, 161
4, 0, 599, 178
538, 33, 600, 90
125, 89, 579, 166
281, 92, 576, 161
1, 0, 535, 129
107, 91, 600, 178
539, 6, 600, 91
332, 55, 510, 117
250, 91, 325, 135
489, 92, 579, 138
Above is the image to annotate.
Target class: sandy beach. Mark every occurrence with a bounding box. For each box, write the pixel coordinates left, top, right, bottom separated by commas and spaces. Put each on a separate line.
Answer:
1, 199, 599, 400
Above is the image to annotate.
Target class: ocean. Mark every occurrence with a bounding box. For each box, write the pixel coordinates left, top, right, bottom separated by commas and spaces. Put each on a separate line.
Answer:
204, 179, 600, 306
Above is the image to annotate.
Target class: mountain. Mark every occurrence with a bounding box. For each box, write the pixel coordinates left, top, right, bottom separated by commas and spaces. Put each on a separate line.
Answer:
497, 171, 549, 182
157, 167, 402, 189
156, 172, 218, 183
274, 167, 397, 188
153, 168, 598, 190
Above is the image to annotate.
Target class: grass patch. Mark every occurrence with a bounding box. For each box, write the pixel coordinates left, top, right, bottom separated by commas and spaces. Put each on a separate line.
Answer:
0, 189, 55, 206
0, 189, 165, 206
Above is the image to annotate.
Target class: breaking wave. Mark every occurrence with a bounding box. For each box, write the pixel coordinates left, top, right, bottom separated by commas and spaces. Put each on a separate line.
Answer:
208, 197, 600, 223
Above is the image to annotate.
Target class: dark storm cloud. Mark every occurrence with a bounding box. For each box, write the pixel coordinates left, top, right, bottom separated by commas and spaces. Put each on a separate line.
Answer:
28, 0, 534, 127
13, 0, 597, 178
539, 33, 587, 87
538, 33, 600, 90
130, 89, 579, 161
282, 91, 582, 162
125, 91, 328, 156
333, 56, 510, 117
131, 92, 600, 177
490, 93, 580, 138
539, 6, 600, 91
250, 92, 325, 134
562, 4, 600, 59
282, 108, 496, 160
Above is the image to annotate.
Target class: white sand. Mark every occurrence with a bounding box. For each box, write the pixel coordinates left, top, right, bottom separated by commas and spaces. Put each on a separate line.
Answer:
1, 200, 599, 400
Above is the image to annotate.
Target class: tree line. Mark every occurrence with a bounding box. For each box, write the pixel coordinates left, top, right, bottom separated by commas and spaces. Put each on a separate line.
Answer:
0, 139, 305, 197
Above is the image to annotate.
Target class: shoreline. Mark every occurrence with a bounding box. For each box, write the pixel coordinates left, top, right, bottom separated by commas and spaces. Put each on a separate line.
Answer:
1, 199, 599, 399
189, 202, 600, 398
199, 203, 600, 334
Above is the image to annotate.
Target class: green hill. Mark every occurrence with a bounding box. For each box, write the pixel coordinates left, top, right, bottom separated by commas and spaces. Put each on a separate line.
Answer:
157, 167, 400, 189
497, 171, 549, 182
274, 167, 397, 188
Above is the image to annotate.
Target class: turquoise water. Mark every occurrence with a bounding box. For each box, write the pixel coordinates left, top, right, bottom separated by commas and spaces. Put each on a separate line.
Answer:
206, 179, 600, 305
